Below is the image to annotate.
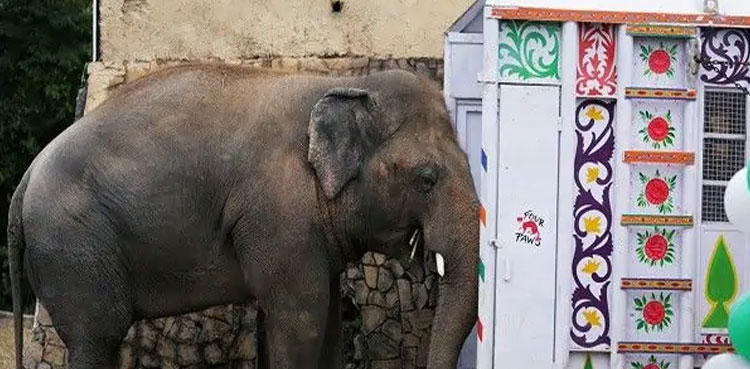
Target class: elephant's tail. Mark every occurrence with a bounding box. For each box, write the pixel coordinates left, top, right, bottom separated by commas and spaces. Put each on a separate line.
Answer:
8, 168, 31, 369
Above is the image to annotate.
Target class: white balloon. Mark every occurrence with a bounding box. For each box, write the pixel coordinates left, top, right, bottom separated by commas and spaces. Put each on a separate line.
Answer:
702, 353, 750, 369
725, 167, 750, 231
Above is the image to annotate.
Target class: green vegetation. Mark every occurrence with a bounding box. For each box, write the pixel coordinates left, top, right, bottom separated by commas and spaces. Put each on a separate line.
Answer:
0, 0, 91, 311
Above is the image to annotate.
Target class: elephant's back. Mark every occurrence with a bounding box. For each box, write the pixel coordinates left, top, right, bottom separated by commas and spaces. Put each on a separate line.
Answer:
21, 66, 310, 248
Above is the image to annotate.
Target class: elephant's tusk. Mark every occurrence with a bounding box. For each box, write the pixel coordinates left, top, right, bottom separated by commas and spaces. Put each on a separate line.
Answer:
435, 253, 445, 277
409, 229, 420, 260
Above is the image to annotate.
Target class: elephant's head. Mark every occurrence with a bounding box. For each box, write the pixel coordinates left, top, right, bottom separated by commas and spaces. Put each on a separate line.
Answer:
307, 70, 479, 369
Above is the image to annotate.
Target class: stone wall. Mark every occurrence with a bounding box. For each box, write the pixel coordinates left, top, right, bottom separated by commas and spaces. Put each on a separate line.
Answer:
28, 252, 439, 369
27, 56, 444, 369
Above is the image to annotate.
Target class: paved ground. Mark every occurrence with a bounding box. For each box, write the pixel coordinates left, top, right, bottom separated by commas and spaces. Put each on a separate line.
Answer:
0, 311, 33, 369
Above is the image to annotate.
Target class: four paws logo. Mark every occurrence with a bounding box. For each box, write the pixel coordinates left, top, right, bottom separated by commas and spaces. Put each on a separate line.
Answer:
515, 210, 544, 247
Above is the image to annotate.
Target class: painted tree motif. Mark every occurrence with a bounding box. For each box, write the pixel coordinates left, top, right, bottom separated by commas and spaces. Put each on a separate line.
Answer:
637, 170, 677, 214
638, 110, 676, 149
636, 227, 676, 267
631, 355, 671, 369
498, 21, 561, 81
634, 292, 674, 332
639, 42, 679, 77
703, 235, 739, 329
584, 354, 594, 369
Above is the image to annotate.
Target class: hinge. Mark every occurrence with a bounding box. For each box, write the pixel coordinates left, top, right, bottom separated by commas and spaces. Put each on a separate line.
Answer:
557, 117, 564, 132
489, 238, 501, 249
477, 72, 499, 85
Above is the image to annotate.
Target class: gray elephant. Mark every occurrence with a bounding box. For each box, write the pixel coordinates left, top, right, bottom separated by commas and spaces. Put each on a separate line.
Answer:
6, 65, 479, 369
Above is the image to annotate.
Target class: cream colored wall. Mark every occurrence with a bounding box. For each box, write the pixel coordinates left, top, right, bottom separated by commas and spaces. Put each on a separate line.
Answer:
99, 0, 475, 63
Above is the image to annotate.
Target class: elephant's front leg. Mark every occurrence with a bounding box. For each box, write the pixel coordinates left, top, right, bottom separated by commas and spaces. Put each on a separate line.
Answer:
318, 277, 342, 369
260, 269, 332, 369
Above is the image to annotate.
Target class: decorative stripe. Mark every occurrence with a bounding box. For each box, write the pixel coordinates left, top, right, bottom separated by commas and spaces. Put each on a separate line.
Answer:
478, 259, 485, 282
498, 21, 561, 82
570, 99, 615, 349
701, 28, 750, 91
626, 24, 696, 38
617, 342, 734, 354
489, 6, 750, 27
624, 150, 695, 165
479, 204, 487, 226
621, 214, 694, 227
481, 149, 488, 171
621, 278, 693, 291
625, 88, 697, 100
576, 24, 617, 97
477, 317, 484, 341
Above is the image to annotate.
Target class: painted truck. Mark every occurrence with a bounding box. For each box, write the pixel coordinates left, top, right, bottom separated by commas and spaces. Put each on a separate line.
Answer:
443, 1, 750, 369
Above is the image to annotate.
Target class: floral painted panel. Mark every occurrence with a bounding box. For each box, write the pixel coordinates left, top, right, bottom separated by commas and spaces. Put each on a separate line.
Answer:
577, 23, 617, 97
498, 21, 561, 82
700, 28, 750, 90
571, 99, 615, 350
627, 290, 680, 341
630, 100, 684, 150
628, 226, 680, 278
626, 354, 678, 369
630, 167, 682, 215
632, 39, 686, 88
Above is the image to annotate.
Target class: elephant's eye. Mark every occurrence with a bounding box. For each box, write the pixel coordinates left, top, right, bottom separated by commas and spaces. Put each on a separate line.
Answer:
413, 166, 438, 193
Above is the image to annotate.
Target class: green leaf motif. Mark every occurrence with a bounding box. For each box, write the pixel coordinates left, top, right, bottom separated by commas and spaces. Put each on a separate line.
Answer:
702, 235, 739, 329
583, 354, 594, 369
498, 21, 561, 81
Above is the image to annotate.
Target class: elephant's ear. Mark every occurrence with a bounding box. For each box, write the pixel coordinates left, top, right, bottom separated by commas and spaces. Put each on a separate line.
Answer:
308, 87, 378, 200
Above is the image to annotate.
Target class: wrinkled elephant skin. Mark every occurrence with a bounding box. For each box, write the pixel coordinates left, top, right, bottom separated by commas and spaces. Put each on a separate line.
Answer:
6, 65, 479, 369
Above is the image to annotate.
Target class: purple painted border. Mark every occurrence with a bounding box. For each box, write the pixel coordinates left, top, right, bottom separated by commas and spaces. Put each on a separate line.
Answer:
700, 27, 750, 89
570, 99, 615, 349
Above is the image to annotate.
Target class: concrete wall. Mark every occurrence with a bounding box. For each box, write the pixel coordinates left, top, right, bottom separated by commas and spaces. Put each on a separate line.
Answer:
99, 0, 474, 63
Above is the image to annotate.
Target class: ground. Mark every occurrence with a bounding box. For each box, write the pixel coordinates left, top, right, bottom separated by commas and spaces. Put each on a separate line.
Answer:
0, 312, 32, 369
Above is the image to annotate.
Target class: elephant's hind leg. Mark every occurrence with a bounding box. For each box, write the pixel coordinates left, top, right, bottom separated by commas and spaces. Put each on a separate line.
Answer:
30, 237, 133, 369
43, 268, 133, 369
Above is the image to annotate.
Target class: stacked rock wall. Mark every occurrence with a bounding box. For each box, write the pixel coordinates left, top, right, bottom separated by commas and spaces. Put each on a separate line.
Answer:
26, 55, 444, 369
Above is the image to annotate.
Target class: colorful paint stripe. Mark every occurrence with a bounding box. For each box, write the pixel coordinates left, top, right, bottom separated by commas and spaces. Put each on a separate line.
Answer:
481, 149, 488, 171
621, 214, 694, 227
489, 6, 750, 27
478, 259, 485, 282
479, 204, 487, 226
625, 88, 697, 100
576, 24, 617, 97
617, 342, 734, 354
623, 150, 695, 165
626, 24, 696, 38
621, 278, 693, 291
477, 317, 484, 341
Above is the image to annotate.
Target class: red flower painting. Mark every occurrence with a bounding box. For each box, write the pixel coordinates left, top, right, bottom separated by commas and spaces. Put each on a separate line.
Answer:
637, 170, 677, 214
639, 42, 679, 78
645, 179, 669, 204
648, 49, 671, 74
634, 293, 673, 332
636, 227, 676, 267
638, 110, 675, 149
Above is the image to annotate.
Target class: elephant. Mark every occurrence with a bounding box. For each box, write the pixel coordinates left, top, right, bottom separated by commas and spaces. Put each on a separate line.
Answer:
6, 64, 479, 369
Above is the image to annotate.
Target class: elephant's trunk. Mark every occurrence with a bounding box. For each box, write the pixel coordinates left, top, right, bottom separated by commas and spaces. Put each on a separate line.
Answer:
423, 183, 479, 369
